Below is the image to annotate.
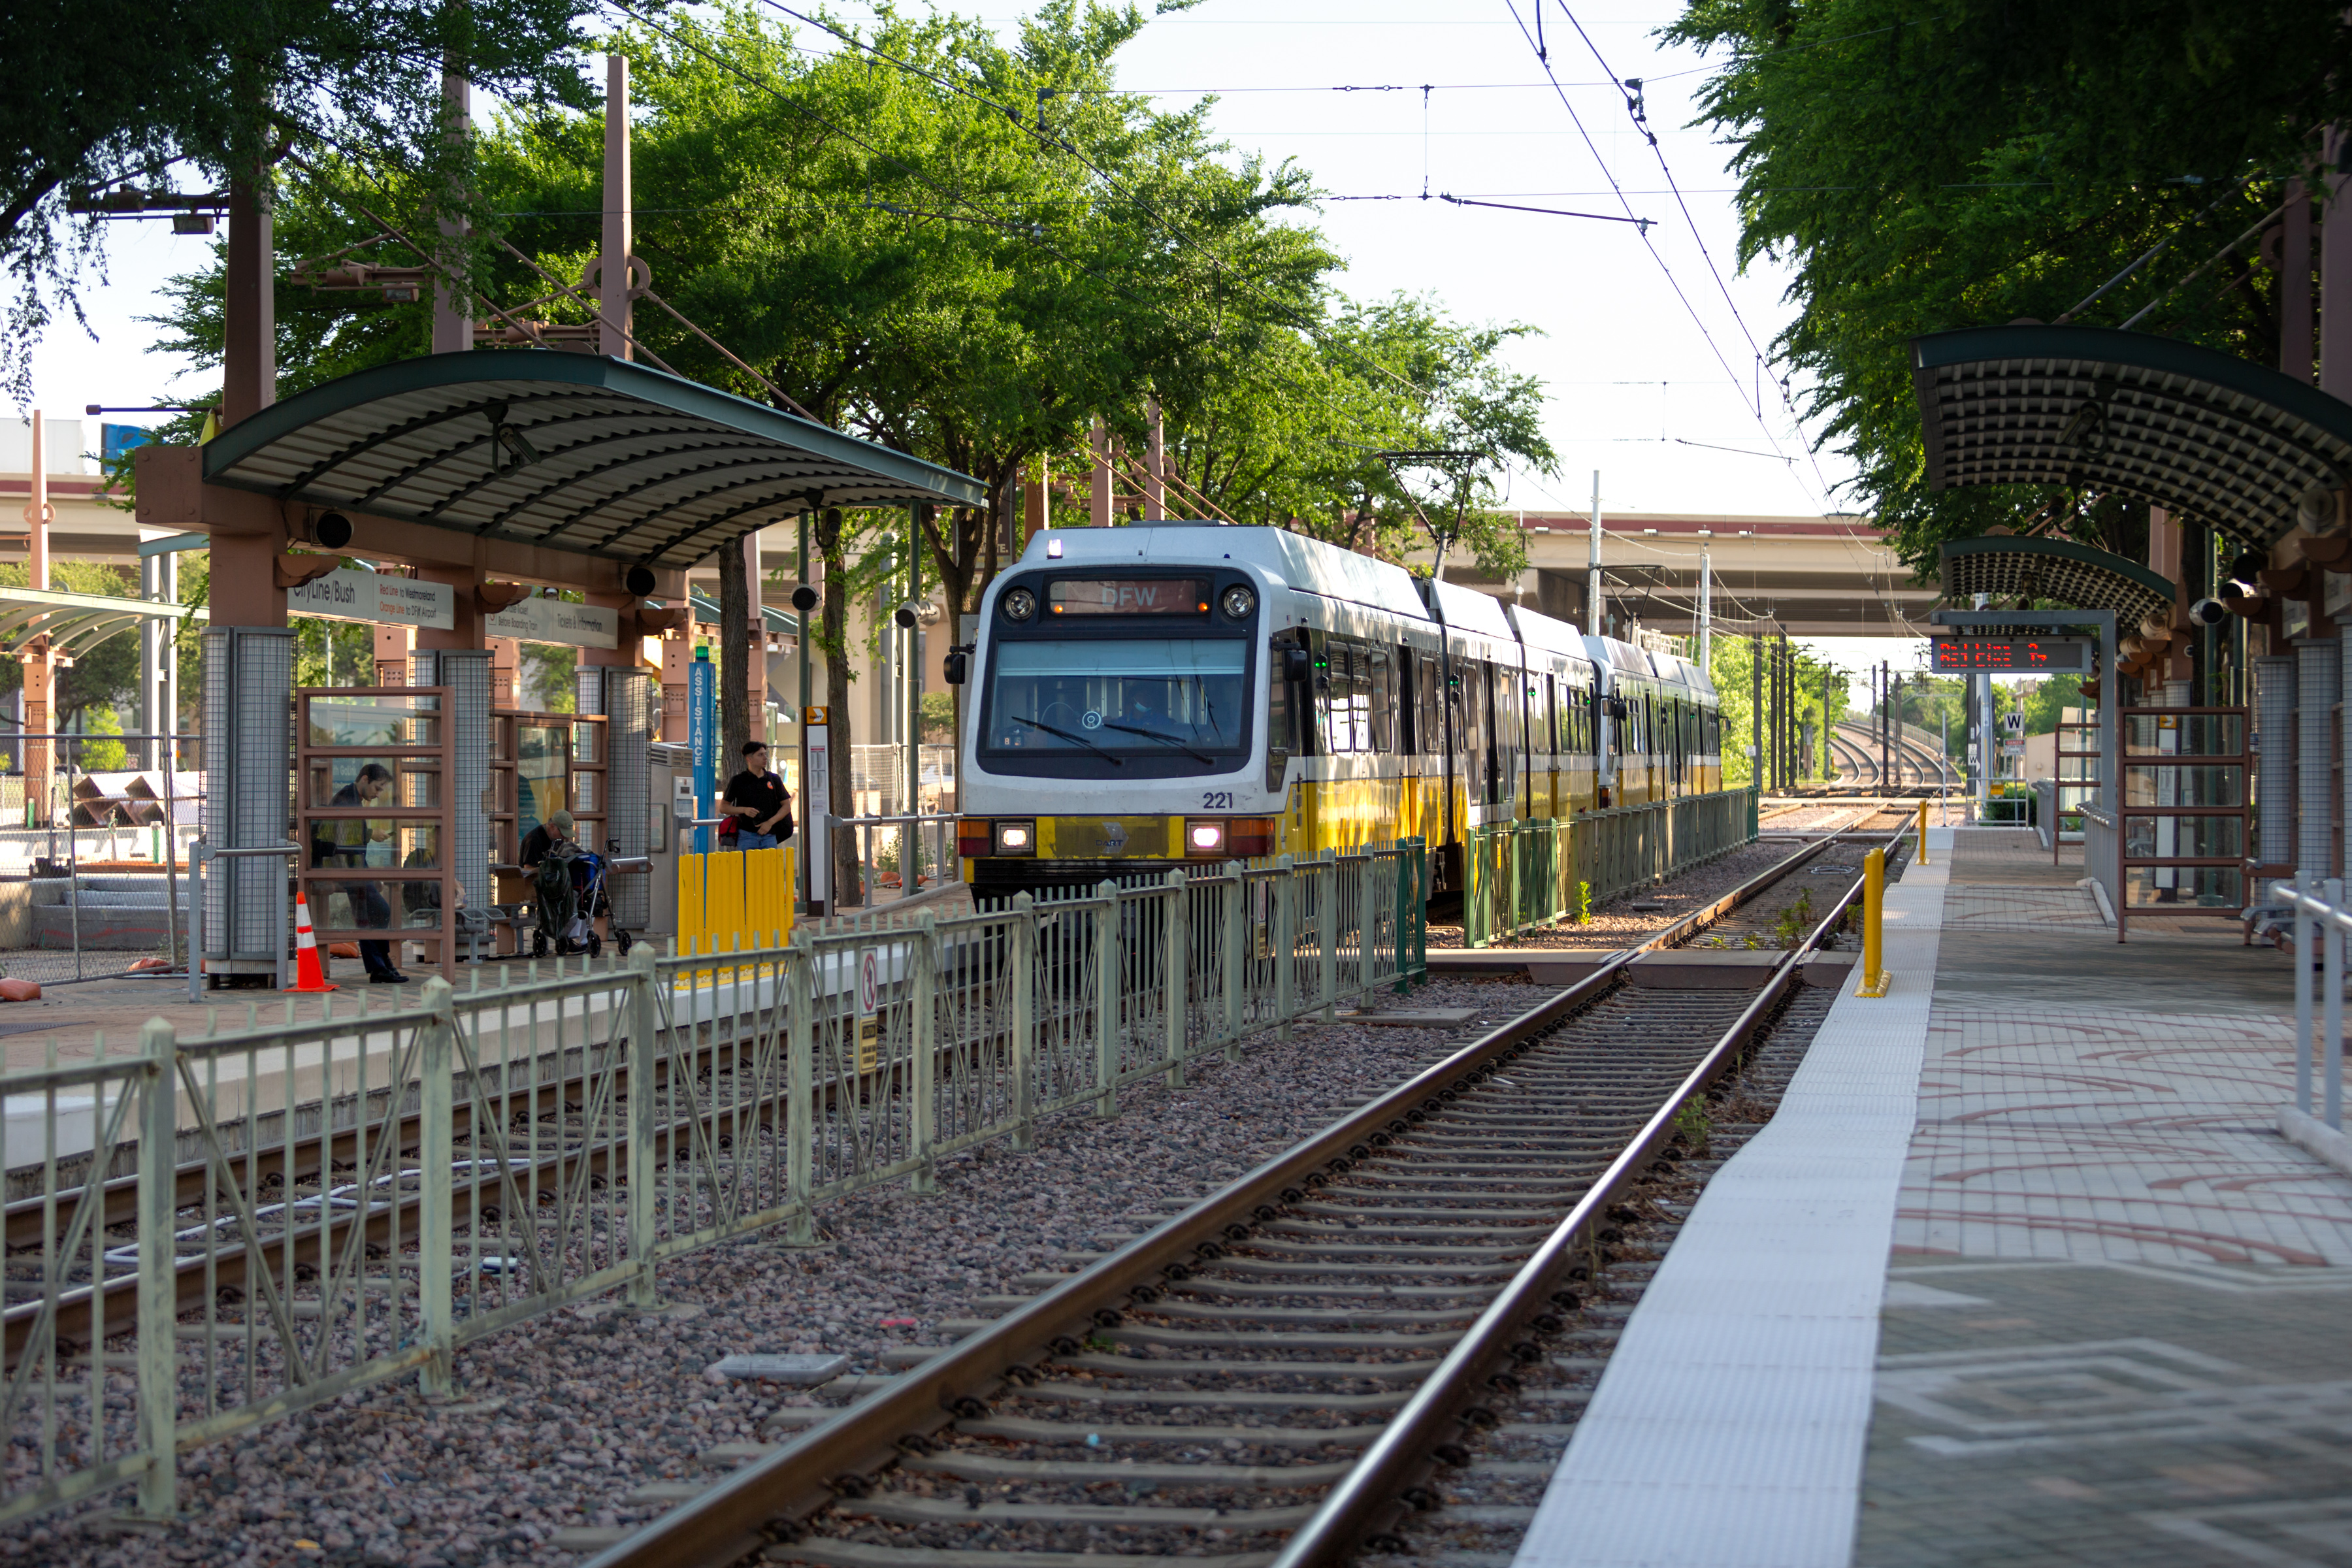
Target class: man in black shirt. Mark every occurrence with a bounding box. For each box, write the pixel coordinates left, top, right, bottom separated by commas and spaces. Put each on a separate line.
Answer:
310, 762, 404, 984
721, 741, 792, 850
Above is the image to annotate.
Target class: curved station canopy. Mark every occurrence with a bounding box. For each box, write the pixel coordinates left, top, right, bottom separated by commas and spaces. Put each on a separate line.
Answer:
1912, 324, 2352, 549
200, 351, 988, 573
0, 585, 203, 661
1938, 534, 2176, 632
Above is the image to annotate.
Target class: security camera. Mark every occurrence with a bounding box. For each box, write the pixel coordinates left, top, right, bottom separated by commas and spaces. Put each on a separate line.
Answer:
2187, 597, 2229, 627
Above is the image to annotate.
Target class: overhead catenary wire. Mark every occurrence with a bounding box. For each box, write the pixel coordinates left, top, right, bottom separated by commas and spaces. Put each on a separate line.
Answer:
751, 0, 1430, 402
1501, 0, 1833, 521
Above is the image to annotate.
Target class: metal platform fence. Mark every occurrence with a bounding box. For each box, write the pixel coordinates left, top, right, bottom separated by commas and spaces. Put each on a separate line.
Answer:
2279, 875, 2351, 1134
0, 840, 1425, 1527
1463, 787, 1757, 948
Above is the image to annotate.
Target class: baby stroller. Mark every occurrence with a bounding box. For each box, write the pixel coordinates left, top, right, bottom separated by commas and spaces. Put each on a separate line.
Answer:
529, 841, 634, 959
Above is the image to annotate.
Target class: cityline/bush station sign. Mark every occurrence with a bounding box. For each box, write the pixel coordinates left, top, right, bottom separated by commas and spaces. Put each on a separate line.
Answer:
285, 566, 620, 648
1929, 636, 2092, 674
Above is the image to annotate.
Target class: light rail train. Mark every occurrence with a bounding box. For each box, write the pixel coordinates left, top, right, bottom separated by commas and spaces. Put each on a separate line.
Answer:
951, 525, 1722, 898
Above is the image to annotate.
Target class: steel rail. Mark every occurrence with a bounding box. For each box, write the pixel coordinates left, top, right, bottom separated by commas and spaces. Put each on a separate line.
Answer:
584, 817, 1919, 1568
1269, 815, 1909, 1565
580, 957, 1638, 1568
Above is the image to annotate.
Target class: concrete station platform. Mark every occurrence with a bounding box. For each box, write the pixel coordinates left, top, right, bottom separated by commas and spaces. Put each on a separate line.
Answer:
1513, 828, 2348, 1568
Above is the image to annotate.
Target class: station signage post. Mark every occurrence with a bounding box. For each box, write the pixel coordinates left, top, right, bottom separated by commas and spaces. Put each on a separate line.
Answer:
803, 705, 830, 913
689, 646, 715, 855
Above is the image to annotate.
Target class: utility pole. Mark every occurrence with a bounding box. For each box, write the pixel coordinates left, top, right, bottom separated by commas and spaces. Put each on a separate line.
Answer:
22, 410, 50, 826
1698, 537, 1712, 671
600, 54, 632, 359
1878, 661, 1891, 788
1777, 634, 1791, 790
1821, 661, 1833, 782
1749, 629, 1763, 791
1588, 472, 1605, 637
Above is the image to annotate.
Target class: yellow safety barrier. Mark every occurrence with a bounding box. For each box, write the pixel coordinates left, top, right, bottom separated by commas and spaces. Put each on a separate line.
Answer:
1856, 846, 1892, 997
677, 844, 795, 958
1916, 799, 1929, 863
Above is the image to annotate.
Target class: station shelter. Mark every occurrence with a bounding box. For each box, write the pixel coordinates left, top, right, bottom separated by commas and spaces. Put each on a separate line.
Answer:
133, 351, 984, 981
1911, 323, 2352, 933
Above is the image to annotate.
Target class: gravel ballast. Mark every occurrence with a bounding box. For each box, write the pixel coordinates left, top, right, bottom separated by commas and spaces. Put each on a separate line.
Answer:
6, 976, 1562, 1568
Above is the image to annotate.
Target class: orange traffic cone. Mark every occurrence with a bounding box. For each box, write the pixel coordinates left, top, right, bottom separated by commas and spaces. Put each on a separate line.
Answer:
286, 891, 338, 994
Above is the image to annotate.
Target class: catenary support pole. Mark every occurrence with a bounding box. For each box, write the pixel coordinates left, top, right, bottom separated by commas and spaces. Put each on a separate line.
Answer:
1588, 472, 1604, 635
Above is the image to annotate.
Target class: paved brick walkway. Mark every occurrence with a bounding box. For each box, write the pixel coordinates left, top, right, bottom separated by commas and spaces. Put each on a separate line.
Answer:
1856, 830, 2348, 1568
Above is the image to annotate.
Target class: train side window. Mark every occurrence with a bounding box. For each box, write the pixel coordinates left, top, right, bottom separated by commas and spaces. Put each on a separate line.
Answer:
1312, 635, 1341, 755
1397, 647, 1415, 753
1421, 657, 1442, 755
1371, 651, 1396, 753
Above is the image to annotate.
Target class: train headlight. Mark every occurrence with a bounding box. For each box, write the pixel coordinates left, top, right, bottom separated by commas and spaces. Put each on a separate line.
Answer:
1220, 585, 1256, 620
1002, 587, 1036, 622
1186, 820, 1226, 855
994, 820, 1035, 855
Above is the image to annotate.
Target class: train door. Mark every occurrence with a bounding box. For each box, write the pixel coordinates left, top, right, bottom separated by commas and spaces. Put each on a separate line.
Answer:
1593, 672, 1616, 806
1543, 672, 1559, 817
1495, 658, 1514, 823
1456, 659, 1493, 816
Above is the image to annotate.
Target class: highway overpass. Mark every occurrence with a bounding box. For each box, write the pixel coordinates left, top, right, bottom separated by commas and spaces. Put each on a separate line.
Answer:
1424, 510, 1938, 638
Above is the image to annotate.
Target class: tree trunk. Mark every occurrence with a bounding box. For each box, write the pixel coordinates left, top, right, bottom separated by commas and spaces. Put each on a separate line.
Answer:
815, 507, 860, 907
720, 534, 751, 776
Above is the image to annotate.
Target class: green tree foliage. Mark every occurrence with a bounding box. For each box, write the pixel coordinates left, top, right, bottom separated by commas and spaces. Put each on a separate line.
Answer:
140, 1, 1551, 619
1169, 293, 1554, 580
1707, 634, 1847, 787
1, 0, 593, 402
1666, 1, 2352, 577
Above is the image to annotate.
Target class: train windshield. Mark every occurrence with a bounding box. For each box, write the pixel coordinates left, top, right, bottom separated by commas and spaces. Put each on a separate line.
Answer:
984, 638, 1247, 759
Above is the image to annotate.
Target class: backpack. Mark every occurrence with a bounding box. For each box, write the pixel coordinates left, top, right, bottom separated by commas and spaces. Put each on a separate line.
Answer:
535, 840, 580, 904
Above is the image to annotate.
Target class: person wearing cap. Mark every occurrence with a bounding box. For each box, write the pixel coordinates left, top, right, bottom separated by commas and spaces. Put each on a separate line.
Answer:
721, 740, 792, 849
521, 808, 575, 871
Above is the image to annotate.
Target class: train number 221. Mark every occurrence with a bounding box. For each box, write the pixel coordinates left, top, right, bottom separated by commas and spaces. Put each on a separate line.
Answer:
1200, 791, 1234, 810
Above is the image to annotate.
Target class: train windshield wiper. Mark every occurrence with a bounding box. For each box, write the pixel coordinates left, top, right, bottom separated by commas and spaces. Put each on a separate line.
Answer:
1009, 714, 1123, 764
1098, 720, 1214, 765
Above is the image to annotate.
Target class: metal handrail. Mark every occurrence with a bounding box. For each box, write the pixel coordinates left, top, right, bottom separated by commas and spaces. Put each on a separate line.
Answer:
2276, 875, 2347, 1132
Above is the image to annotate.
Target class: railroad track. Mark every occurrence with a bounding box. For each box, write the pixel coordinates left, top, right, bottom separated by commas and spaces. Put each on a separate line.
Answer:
1829, 721, 1949, 794
587, 828, 1905, 1568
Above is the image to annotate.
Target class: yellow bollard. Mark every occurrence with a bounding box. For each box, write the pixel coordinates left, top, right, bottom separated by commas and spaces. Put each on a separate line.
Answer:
1857, 846, 1893, 997
1916, 799, 1929, 864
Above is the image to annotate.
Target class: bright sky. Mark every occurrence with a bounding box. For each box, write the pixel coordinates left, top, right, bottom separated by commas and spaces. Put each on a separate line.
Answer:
25, 0, 1904, 665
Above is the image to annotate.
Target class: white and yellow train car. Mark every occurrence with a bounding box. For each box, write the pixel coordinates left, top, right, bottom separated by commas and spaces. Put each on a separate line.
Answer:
952, 524, 1721, 901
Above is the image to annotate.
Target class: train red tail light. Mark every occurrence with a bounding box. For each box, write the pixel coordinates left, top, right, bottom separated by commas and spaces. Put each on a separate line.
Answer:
1229, 817, 1276, 858
956, 819, 992, 857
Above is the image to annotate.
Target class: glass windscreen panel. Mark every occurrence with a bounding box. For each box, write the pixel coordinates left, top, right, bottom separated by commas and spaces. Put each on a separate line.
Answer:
2123, 865, 2243, 909
2122, 763, 2245, 808
517, 723, 568, 840
1047, 579, 1211, 617
2123, 714, 2244, 755
306, 759, 440, 809
306, 694, 440, 749
2123, 813, 2244, 859
987, 639, 1246, 753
